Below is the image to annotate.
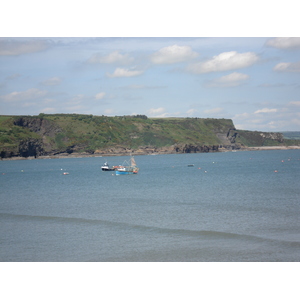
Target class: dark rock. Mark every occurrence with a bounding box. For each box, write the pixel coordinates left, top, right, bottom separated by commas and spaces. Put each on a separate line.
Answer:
14, 117, 62, 137
18, 138, 44, 158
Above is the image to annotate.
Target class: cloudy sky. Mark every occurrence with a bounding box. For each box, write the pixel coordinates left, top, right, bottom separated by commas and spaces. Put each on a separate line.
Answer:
1, 36, 300, 131
1, 0, 299, 132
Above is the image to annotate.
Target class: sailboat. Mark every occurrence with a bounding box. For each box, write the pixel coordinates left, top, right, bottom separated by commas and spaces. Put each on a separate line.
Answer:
115, 156, 139, 175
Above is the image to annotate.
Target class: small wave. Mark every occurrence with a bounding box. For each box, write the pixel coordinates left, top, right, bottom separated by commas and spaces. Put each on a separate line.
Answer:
0, 212, 114, 226
2, 212, 300, 247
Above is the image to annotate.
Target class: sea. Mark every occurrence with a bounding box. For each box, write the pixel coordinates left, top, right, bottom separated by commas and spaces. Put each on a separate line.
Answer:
1, 149, 300, 262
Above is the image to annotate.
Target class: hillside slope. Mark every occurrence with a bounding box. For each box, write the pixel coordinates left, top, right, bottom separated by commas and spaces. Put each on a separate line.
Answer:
1, 114, 298, 158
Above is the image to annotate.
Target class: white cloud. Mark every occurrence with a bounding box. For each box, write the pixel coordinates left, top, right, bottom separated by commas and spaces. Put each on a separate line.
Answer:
291, 118, 300, 126
150, 45, 198, 64
204, 107, 224, 114
41, 107, 57, 113
104, 109, 115, 115
43, 98, 56, 104
233, 105, 300, 131
0, 88, 48, 102
68, 105, 85, 112
147, 107, 175, 117
206, 72, 249, 87
95, 92, 106, 100
234, 109, 299, 130
289, 101, 300, 106
87, 51, 133, 64
234, 112, 251, 120
0, 40, 50, 56
68, 94, 85, 104
273, 61, 300, 72
265, 37, 300, 49
187, 51, 259, 74
255, 108, 278, 114
148, 107, 166, 115
107, 68, 143, 78
41, 77, 61, 86
186, 108, 198, 116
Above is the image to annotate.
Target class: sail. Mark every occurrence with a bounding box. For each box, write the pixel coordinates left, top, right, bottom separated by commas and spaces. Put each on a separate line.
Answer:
131, 157, 137, 167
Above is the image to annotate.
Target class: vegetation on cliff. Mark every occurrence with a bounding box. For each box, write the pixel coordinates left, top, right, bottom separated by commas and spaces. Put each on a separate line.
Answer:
1, 114, 299, 158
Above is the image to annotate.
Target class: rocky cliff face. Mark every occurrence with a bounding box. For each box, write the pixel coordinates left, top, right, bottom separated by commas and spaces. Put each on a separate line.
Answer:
14, 117, 62, 137
18, 138, 45, 158
259, 132, 284, 142
93, 143, 221, 156
236, 130, 284, 146
174, 144, 219, 153
12, 117, 63, 157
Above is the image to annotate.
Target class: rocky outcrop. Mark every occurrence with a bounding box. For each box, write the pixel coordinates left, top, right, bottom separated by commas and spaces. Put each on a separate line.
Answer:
0, 138, 44, 158
93, 144, 220, 156
18, 138, 44, 158
236, 130, 285, 147
12, 116, 64, 157
259, 132, 284, 143
0, 147, 18, 159
174, 144, 219, 153
14, 117, 62, 137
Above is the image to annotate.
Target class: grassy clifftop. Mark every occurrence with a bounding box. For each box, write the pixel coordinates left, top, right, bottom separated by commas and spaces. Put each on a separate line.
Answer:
1, 113, 299, 158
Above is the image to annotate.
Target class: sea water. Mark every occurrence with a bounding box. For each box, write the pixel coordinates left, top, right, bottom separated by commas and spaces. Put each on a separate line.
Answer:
1, 150, 300, 261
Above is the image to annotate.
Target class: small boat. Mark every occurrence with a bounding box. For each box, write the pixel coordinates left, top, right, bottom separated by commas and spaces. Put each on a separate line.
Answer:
187, 164, 194, 167
63, 172, 69, 175
115, 156, 139, 175
101, 162, 115, 171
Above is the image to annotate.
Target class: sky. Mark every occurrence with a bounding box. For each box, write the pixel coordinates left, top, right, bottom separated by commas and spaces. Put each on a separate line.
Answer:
1, 3, 300, 132
1, 37, 299, 132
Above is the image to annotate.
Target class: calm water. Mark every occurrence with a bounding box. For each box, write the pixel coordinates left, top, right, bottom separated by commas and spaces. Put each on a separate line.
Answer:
1, 150, 300, 261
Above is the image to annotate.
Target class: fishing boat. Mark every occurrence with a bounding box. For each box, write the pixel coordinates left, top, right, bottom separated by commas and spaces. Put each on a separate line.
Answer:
101, 162, 115, 171
115, 156, 139, 175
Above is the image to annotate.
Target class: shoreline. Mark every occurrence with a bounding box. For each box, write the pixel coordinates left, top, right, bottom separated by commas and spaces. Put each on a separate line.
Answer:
1, 146, 300, 161
246, 146, 300, 151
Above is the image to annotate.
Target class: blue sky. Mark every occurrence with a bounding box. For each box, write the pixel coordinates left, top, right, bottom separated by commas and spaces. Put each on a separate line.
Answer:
1, 37, 299, 132
1, 2, 300, 132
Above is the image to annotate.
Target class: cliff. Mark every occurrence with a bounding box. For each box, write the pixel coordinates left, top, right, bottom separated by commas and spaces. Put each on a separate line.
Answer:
0, 114, 298, 159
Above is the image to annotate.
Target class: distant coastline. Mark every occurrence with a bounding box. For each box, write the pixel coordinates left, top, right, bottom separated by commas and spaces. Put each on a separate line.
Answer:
2, 114, 300, 160
2, 145, 300, 161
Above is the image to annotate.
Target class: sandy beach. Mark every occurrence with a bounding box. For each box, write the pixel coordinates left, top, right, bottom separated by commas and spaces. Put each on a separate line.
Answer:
246, 146, 300, 151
